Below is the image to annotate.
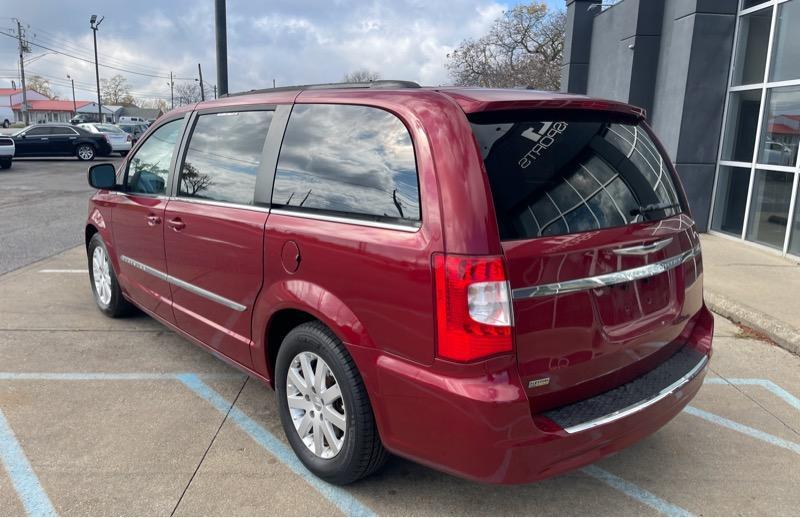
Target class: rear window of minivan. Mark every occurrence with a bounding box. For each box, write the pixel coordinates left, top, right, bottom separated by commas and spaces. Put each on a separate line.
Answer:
470, 112, 683, 241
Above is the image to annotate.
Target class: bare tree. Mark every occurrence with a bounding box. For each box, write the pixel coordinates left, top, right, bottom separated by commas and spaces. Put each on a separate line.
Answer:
446, 2, 565, 90
173, 81, 200, 106
342, 69, 381, 83
101, 74, 135, 105
26, 75, 57, 99
135, 97, 169, 113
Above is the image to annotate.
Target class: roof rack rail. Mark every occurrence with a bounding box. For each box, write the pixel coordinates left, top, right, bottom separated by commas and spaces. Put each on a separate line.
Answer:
222, 80, 421, 97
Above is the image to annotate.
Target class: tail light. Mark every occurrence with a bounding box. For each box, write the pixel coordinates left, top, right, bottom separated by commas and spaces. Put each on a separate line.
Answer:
433, 254, 513, 362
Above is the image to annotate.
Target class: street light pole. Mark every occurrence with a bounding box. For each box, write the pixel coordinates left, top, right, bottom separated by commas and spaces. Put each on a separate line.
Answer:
90, 15, 104, 122
215, 0, 228, 96
66, 75, 76, 113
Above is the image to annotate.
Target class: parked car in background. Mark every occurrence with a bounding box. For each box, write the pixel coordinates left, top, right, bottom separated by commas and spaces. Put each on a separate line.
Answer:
70, 113, 101, 125
118, 123, 148, 143
118, 116, 147, 124
0, 135, 13, 169
78, 123, 132, 156
1, 106, 12, 128
84, 82, 712, 485
12, 123, 112, 160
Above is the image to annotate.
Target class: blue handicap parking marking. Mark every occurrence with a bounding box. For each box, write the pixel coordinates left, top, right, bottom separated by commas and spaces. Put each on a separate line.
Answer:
581, 465, 693, 517
176, 373, 377, 517
0, 409, 57, 517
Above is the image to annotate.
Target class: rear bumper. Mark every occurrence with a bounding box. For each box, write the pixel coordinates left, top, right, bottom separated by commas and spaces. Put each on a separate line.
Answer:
110, 142, 132, 152
358, 305, 713, 484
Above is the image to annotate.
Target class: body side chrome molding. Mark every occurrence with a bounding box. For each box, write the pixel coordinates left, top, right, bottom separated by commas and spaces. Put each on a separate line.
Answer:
270, 208, 420, 233
563, 354, 708, 434
512, 244, 701, 300
120, 255, 246, 312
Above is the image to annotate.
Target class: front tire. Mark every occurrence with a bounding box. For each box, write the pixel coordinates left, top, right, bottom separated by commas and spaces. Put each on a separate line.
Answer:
1, 119, 9, 128
276, 322, 388, 485
76, 144, 96, 161
87, 233, 133, 317
0, 157, 10, 170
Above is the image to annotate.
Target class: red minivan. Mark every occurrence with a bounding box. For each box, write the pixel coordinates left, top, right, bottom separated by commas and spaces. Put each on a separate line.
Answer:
85, 82, 712, 485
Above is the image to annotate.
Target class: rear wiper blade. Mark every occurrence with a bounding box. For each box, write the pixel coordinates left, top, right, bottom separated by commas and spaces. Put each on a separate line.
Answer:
629, 202, 680, 217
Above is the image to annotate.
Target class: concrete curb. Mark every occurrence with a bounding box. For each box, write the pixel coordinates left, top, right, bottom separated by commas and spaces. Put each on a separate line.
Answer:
705, 289, 800, 356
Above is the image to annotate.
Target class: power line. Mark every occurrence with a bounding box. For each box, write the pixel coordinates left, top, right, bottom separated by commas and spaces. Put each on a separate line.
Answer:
25, 23, 177, 76
0, 29, 194, 80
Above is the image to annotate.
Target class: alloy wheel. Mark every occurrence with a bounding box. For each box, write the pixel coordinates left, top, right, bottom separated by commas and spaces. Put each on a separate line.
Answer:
92, 246, 112, 306
78, 145, 94, 160
286, 351, 347, 459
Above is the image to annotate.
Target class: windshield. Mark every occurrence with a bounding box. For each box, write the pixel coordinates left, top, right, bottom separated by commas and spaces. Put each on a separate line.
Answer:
470, 113, 683, 241
96, 124, 124, 133
11, 125, 34, 137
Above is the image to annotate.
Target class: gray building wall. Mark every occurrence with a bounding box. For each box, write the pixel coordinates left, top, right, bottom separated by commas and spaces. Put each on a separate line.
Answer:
562, 0, 738, 231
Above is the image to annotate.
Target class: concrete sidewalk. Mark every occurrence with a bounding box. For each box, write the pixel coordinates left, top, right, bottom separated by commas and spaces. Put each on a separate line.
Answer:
701, 233, 800, 355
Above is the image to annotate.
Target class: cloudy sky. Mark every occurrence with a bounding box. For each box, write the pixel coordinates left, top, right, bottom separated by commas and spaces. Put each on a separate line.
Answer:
0, 0, 564, 104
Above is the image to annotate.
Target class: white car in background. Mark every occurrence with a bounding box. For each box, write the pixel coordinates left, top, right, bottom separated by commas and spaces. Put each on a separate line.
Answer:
0, 134, 14, 169
78, 123, 132, 156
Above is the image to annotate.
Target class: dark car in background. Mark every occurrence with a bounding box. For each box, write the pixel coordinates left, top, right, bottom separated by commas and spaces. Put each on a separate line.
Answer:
12, 124, 112, 160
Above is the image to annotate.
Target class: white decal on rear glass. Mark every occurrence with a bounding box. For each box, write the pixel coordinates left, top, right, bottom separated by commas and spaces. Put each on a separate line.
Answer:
518, 121, 568, 169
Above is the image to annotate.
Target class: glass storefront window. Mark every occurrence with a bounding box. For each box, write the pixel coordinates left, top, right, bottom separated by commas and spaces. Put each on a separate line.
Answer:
769, 0, 800, 82
742, 0, 771, 10
711, 166, 752, 236
788, 180, 800, 255
721, 89, 762, 162
731, 8, 772, 86
746, 170, 793, 248
757, 85, 800, 166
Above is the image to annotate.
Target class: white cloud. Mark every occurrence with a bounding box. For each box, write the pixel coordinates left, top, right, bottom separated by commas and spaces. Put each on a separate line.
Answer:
1, 0, 516, 103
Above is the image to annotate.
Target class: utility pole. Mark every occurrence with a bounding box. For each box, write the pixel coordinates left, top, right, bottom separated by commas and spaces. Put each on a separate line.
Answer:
273, 78, 276, 88
90, 15, 104, 122
213, 85, 217, 99
168, 72, 174, 109
198, 63, 205, 101
16, 19, 29, 125
215, 0, 228, 96
66, 75, 76, 112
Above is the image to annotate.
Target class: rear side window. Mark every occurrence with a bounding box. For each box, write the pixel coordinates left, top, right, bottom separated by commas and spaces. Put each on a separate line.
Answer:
471, 114, 683, 241
272, 104, 420, 224
178, 110, 273, 205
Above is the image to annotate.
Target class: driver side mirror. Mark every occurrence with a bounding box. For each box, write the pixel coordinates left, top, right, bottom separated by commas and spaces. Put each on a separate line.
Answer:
87, 163, 117, 190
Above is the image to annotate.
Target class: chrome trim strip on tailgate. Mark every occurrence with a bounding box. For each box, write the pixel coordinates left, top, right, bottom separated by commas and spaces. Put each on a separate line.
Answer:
120, 255, 246, 312
512, 244, 701, 300
612, 237, 673, 256
562, 354, 708, 434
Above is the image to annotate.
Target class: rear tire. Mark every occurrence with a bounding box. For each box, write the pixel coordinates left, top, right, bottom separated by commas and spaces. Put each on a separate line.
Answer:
76, 144, 96, 161
1, 119, 9, 128
87, 233, 134, 317
275, 321, 388, 485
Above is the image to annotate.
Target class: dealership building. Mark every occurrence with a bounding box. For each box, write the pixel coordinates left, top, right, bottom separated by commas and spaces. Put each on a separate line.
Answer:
562, 0, 800, 257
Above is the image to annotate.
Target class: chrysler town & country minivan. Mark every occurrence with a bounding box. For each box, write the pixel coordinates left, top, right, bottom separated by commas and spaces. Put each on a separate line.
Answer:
85, 81, 713, 485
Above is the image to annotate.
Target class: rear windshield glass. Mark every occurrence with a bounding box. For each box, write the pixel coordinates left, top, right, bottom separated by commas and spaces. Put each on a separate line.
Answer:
471, 114, 683, 241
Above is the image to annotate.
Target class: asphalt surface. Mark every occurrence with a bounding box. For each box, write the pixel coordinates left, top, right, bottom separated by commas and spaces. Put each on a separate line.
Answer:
0, 157, 122, 275
0, 159, 798, 516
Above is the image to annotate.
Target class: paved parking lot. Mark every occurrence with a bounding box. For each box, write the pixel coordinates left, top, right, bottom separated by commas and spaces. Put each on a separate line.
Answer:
1, 159, 799, 516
